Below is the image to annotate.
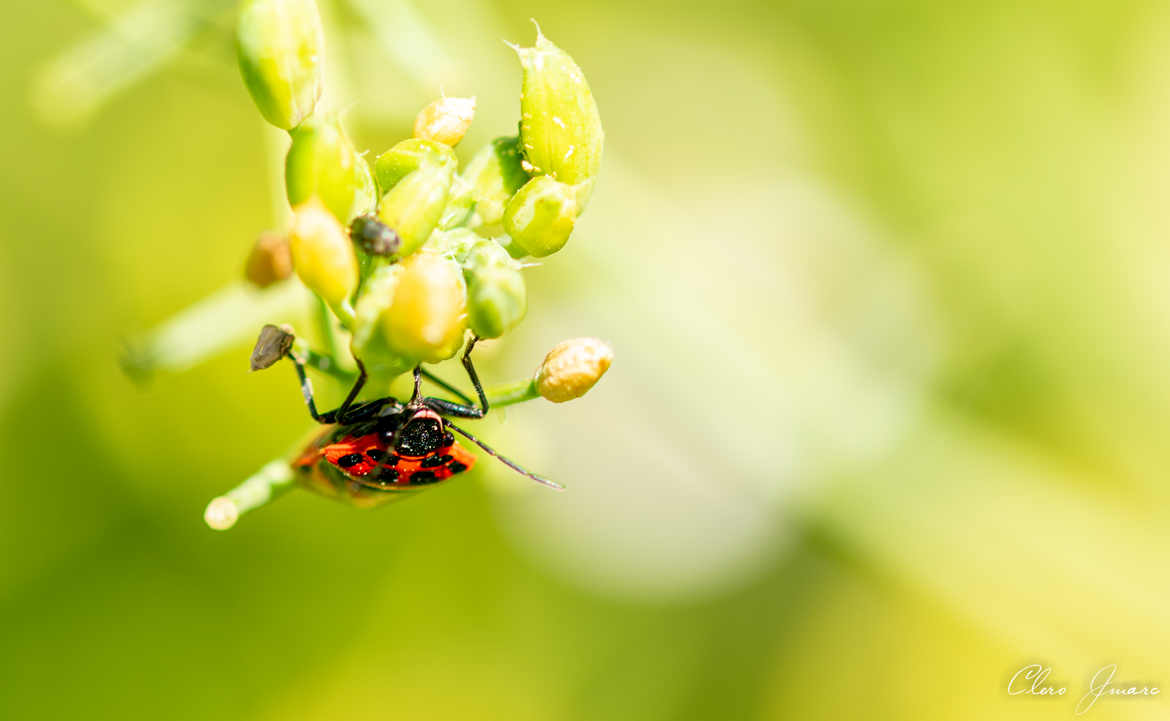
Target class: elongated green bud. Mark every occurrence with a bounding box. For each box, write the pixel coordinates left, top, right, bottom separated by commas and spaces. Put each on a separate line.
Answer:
378, 251, 468, 363
513, 24, 603, 205
461, 136, 530, 233
377, 162, 454, 259
413, 96, 476, 147
503, 175, 577, 257
463, 240, 527, 339
286, 117, 376, 223
288, 199, 358, 321
236, 0, 324, 130
373, 138, 456, 195
535, 337, 613, 402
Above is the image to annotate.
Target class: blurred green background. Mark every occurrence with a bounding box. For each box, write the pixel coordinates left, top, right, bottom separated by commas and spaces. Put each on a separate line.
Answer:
6, 1, 1170, 719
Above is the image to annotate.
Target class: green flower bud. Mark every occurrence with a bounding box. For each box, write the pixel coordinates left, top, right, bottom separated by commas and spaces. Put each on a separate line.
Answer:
512, 24, 603, 205
413, 96, 476, 147
236, 0, 325, 130
426, 227, 481, 262
285, 117, 377, 223
461, 136, 530, 233
349, 264, 413, 377
377, 161, 454, 259
438, 177, 477, 230
503, 175, 577, 257
535, 337, 613, 402
373, 138, 456, 195
288, 199, 358, 321
494, 234, 531, 260
463, 240, 527, 339
378, 252, 468, 363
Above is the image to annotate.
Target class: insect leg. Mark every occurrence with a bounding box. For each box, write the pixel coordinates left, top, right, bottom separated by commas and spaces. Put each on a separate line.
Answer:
419, 368, 474, 406
286, 350, 328, 423
334, 359, 369, 424
461, 336, 490, 415
446, 421, 563, 490
422, 337, 488, 419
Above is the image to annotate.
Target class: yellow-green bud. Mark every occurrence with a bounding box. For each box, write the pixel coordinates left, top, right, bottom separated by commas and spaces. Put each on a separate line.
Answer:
244, 230, 293, 288
426, 227, 481, 262
535, 337, 613, 402
350, 264, 400, 351
373, 138, 456, 195
439, 177, 477, 230
503, 175, 577, 257
463, 240, 527, 339
349, 264, 413, 376
461, 136, 530, 233
288, 199, 358, 320
236, 0, 325, 130
377, 162, 454, 259
379, 252, 468, 363
285, 117, 377, 223
413, 96, 476, 147
513, 24, 603, 204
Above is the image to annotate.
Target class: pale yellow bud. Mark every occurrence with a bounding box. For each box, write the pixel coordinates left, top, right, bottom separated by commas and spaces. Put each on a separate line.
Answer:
535, 337, 613, 402
413, 96, 476, 147
288, 198, 359, 321
378, 251, 468, 363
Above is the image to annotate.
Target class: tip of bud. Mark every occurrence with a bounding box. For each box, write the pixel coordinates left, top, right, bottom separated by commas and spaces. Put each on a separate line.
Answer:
535, 337, 613, 403
204, 496, 239, 530
413, 96, 477, 146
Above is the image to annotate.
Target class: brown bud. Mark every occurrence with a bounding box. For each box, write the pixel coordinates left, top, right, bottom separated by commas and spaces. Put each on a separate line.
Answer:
244, 231, 294, 288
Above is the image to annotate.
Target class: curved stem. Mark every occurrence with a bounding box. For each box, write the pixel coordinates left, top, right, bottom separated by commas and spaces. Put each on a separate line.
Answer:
485, 378, 540, 408
204, 459, 297, 530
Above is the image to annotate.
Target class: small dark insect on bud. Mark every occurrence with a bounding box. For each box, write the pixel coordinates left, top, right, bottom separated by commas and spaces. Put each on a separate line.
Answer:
250, 324, 295, 371
349, 214, 402, 257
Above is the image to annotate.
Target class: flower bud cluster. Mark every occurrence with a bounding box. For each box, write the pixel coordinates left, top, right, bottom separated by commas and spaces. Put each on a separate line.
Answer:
237, 5, 610, 400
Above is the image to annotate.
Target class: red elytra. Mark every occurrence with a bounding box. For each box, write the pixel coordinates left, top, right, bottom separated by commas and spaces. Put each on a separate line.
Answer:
295, 428, 477, 488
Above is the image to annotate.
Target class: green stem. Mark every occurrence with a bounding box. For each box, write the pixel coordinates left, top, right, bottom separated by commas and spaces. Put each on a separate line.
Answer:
204, 459, 298, 530
314, 295, 344, 363
302, 347, 358, 384
485, 378, 540, 407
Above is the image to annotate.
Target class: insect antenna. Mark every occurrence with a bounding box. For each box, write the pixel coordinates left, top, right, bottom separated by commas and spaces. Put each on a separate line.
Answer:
446, 422, 564, 490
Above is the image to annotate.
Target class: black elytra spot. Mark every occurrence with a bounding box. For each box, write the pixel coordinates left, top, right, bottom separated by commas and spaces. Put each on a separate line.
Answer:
419, 454, 451, 469
337, 453, 364, 468
377, 466, 399, 482
447, 461, 468, 474
366, 448, 397, 464
409, 470, 439, 485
